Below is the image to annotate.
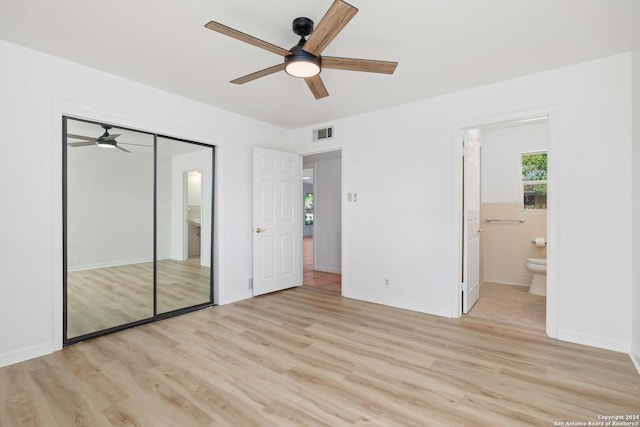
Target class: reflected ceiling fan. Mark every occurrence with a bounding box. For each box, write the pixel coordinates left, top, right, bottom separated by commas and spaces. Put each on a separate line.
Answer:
205, 0, 398, 99
67, 125, 145, 153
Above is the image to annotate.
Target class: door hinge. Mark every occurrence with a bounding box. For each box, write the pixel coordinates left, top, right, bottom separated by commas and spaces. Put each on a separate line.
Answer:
461, 282, 466, 291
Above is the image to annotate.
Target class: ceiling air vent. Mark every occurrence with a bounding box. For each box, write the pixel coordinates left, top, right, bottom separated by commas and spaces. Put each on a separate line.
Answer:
312, 126, 334, 142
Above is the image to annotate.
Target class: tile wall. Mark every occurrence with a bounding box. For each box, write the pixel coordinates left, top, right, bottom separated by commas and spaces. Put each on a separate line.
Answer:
480, 202, 546, 286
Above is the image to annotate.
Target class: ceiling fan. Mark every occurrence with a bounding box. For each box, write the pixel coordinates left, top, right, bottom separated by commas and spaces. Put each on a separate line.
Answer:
205, 0, 398, 99
67, 125, 136, 153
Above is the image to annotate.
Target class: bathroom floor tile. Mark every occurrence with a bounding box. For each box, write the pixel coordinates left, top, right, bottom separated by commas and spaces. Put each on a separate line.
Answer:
467, 282, 546, 331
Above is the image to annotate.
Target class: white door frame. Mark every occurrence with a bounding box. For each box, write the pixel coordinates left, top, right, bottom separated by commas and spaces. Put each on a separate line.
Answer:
182, 171, 190, 260
452, 106, 558, 338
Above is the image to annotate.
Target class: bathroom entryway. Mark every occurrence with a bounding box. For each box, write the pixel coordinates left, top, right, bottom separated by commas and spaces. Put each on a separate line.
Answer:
461, 114, 550, 331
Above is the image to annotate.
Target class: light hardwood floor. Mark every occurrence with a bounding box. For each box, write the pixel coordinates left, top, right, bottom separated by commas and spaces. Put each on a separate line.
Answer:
303, 236, 341, 293
67, 258, 210, 338
2, 286, 638, 426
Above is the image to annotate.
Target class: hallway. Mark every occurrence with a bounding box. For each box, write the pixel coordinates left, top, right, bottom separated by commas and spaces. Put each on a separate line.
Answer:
303, 236, 341, 293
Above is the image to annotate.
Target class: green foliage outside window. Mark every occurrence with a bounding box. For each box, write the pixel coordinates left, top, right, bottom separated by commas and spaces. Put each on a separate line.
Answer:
522, 151, 547, 209
305, 193, 314, 225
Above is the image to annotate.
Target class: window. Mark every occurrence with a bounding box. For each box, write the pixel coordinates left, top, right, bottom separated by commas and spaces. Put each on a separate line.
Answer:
521, 150, 547, 210
305, 193, 314, 225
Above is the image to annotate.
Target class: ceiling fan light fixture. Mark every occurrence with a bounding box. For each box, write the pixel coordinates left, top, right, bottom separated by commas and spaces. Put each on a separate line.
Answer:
96, 140, 116, 149
285, 58, 320, 78
285, 41, 321, 78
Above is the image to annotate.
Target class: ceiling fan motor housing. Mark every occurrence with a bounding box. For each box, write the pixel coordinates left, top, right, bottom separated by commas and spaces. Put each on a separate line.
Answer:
292, 17, 314, 37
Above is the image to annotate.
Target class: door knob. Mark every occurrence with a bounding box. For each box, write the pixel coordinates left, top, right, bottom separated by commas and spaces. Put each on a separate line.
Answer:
256, 227, 266, 234
478, 228, 485, 233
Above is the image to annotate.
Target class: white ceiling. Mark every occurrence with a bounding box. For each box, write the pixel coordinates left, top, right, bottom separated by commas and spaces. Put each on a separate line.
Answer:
1, 0, 639, 129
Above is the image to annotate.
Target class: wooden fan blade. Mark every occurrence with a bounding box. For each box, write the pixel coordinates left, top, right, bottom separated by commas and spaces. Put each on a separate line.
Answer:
119, 142, 153, 148
68, 141, 95, 147
322, 56, 398, 74
231, 64, 285, 84
67, 133, 95, 141
116, 145, 131, 153
305, 75, 329, 99
205, 21, 291, 57
303, 0, 358, 56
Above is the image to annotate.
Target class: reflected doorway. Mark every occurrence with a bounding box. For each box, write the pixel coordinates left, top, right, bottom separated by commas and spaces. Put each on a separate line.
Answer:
186, 170, 203, 260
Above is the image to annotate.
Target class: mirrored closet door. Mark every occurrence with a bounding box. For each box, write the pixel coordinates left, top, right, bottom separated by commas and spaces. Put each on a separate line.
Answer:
156, 137, 213, 314
63, 117, 214, 345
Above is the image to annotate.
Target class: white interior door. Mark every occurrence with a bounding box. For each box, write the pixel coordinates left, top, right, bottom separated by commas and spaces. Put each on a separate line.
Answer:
463, 132, 481, 313
253, 147, 302, 296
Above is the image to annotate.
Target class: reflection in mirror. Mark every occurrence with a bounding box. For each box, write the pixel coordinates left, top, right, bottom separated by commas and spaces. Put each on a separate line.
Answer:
156, 137, 213, 314
65, 118, 154, 339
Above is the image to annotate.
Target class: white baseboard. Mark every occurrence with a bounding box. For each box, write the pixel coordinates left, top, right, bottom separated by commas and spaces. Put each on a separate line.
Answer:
631, 342, 640, 376
342, 289, 451, 318
483, 280, 529, 287
0, 342, 52, 368
221, 289, 253, 305
67, 255, 174, 272
313, 265, 341, 274
557, 328, 630, 353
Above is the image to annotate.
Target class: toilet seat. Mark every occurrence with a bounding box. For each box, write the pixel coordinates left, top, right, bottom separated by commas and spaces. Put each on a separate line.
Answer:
527, 257, 547, 266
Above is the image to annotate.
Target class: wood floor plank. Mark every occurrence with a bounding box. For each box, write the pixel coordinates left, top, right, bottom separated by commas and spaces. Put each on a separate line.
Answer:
2, 286, 639, 426
67, 258, 210, 338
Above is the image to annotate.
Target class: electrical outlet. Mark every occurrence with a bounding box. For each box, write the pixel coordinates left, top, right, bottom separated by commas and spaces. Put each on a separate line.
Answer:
384, 278, 390, 287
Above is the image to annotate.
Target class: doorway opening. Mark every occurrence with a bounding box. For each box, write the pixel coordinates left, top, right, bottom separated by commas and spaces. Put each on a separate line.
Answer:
461, 115, 550, 332
185, 170, 203, 262
302, 151, 342, 293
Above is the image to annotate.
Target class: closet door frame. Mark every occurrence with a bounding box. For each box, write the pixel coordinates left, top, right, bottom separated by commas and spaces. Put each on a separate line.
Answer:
62, 116, 215, 346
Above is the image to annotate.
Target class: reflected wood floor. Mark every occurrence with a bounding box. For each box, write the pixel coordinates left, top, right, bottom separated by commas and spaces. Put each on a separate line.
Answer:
67, 258, 210, 338
2, 286, 639, 426
303, 236, 341, 293
467, 282, 546, 331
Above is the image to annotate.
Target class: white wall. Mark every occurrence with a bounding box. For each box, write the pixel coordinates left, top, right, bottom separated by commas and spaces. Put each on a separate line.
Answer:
292, 53, 632, 353
313, 157, 342, 274
480, 122, 548, 203
632, 47, 640, 372
187, 173, 202, 207
156, 153, 173, 260
0, 40, 290, 367
66, 140, 155, 270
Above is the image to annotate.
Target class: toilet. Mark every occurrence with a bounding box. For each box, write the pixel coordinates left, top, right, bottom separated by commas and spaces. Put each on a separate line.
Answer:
526, 258, 547, 296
